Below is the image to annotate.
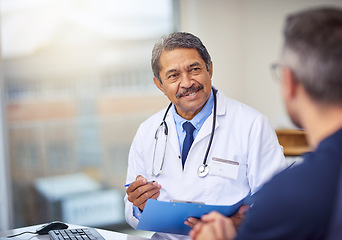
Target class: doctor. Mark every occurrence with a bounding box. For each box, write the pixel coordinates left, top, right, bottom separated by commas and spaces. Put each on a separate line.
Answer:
124, 32, 286, 240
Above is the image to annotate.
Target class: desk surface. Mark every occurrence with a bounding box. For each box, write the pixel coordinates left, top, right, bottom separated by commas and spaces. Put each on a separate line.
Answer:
0, 223, 150, 240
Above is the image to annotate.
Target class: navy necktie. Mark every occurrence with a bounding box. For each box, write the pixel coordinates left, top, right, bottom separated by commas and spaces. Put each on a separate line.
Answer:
182, 121, 195, 168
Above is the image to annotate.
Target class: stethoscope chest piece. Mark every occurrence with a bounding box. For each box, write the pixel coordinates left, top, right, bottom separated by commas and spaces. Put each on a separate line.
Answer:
198, 164, 209, 177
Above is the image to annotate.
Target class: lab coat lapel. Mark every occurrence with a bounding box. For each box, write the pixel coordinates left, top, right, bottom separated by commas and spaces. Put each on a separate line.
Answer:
165, 111, 181, 157
193, 90, 226, 144
194, 113, 215, 144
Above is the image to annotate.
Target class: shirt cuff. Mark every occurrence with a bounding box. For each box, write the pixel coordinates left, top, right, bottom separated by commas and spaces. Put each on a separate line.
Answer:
133, 205, 142, 220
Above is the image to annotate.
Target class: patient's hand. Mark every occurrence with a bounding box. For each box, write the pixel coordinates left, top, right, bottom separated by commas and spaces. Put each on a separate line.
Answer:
189, 205, 250, 240
189, 212, 237, 240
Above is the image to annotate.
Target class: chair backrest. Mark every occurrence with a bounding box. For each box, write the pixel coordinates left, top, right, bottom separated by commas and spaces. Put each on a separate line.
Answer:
275, 129, 310, 156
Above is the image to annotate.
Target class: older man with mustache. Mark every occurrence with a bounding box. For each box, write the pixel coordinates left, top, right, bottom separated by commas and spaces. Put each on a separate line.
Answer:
124, 32, 287, 240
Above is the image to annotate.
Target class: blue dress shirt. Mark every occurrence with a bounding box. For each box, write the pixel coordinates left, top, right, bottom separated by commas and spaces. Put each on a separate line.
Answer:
172, 89, 214, 156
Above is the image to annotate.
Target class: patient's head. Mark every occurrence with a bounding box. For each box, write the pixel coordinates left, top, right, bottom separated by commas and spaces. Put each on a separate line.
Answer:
282, 7, 342, 106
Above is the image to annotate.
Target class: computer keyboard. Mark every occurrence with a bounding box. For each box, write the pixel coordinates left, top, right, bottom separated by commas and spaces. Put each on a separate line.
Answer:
49, 228, 106, 240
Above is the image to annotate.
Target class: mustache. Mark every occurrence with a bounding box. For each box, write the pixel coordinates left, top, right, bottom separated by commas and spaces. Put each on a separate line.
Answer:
176, 85, 204, 98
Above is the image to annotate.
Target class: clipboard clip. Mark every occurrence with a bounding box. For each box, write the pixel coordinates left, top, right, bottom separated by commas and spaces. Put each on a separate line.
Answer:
170, 200, 205, 204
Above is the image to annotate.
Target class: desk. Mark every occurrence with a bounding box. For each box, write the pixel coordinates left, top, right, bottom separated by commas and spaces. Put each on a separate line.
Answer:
0, 223, 150, 240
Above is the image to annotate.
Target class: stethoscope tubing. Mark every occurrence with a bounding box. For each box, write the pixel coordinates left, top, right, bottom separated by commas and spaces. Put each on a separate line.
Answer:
152, 87, 217, 176
201, 88, 217, 167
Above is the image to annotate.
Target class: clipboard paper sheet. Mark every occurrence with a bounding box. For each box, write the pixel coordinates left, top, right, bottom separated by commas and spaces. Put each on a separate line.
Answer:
137, 195, 249, 235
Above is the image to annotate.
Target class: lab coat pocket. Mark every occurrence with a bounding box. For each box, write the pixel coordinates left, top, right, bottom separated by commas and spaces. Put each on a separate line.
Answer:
203, 159, 248, 204
209, 157, 240, 180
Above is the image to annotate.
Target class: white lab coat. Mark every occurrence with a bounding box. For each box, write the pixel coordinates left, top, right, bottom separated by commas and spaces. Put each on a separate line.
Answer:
124, 90, 286, 240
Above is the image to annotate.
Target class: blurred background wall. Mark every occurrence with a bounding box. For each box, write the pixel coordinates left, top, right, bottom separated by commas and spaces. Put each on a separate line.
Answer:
1, 0, 342, 236
179, 0, 342, 129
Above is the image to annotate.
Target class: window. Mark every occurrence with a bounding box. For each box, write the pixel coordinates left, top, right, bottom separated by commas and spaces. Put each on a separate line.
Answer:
1, 0, 178, 231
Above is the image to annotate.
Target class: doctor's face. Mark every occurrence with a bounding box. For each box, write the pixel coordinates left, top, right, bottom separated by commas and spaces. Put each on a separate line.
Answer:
153, 48, 213, 120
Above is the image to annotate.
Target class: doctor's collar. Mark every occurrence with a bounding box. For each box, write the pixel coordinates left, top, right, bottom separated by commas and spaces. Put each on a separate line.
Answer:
172, 89, 214, 130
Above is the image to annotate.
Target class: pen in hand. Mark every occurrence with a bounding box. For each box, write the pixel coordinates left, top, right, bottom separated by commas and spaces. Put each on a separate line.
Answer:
124, 180, 155, 187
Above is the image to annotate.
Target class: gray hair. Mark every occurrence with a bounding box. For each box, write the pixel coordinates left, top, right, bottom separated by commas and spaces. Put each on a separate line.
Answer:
151, 32, 211, 83
282, 7, 342, 105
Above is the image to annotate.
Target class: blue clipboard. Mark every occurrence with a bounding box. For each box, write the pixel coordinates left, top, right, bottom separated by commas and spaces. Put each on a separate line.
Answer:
137, 193, 252, 235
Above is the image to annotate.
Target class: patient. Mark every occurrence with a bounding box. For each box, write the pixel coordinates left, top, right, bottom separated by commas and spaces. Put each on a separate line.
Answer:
190, 6, 342, 240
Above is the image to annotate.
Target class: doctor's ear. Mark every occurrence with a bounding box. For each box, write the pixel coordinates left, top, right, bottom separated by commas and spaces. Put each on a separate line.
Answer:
153, 77, 165, 94
208, 62, 213, 78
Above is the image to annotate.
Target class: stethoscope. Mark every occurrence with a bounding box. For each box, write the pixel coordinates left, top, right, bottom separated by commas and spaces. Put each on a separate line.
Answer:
152, 88, 217, 178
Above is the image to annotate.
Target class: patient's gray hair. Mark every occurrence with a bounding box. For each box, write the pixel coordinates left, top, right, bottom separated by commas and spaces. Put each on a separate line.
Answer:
282, 7, 342, 105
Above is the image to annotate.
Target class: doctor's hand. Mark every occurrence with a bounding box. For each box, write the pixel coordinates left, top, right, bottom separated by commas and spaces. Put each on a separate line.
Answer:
230, 204, 249, 229
185, 217, 201, 229
126, 175, 161, 211
189, 212, 237, 240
